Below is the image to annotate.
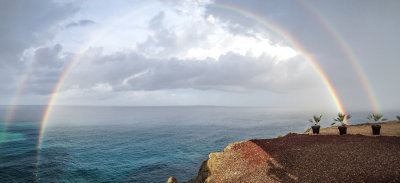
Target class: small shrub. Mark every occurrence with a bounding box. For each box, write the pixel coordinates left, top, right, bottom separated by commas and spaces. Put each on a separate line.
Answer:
277, 135, 283, 138
367, 113, 387, 123
309, 115, 322, 126
331, 112, 351, 126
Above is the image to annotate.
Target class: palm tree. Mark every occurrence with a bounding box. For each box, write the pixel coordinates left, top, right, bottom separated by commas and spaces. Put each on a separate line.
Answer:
309, 115, 322, 125
309, 115, 322, 134
367, 113, 387, 123
332, 113, 351, 135
368, 113, 386, 135
332, 112, 352, 126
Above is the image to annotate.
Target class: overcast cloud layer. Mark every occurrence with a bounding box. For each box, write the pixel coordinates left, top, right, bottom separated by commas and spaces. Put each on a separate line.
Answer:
0, 0, 399, 111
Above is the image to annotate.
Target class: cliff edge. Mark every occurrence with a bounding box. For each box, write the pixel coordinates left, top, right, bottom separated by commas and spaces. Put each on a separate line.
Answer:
169, 121, 400, 183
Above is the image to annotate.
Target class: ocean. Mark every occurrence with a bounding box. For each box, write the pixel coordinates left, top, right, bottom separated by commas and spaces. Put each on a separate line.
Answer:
0, 106, 398, 182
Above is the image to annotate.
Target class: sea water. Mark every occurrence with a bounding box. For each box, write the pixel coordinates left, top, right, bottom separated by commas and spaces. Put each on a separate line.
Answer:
0, 106, 398, 182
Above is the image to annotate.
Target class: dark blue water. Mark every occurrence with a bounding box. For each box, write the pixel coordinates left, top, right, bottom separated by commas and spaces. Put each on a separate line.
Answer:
0, 106, 398, 182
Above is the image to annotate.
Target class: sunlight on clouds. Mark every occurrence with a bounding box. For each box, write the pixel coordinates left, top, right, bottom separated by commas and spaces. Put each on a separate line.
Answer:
136, 3, 299, 62
185, 32, 298, 61
185, 13, 299, 61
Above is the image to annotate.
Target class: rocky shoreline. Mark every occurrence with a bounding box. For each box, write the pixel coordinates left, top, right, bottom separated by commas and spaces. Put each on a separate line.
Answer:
168, 121, 400, 183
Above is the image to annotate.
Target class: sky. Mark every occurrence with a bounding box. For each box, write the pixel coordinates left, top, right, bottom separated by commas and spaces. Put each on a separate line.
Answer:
0, 0, 399, 112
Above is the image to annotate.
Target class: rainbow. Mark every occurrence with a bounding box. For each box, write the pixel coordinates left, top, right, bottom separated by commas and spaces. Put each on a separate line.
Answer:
36, 0, 160, 150
35, 2, 161, 179
210, 3, 345, 114
35, 1, 347, 178
300, 1, 380, 113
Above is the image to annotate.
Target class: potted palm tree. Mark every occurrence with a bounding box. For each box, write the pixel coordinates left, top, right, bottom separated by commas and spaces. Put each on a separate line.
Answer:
331, 113, 352, 135
367, 113, 387, 135
309, 115, 322, 134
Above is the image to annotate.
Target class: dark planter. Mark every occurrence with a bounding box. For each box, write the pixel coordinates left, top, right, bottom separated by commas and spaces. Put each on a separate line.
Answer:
371, 124, 381, 135
338, 126, 347, 135
312, 125, 320, 134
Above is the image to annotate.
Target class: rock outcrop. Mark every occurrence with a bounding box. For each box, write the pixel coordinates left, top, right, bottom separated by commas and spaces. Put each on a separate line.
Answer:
188, 135, 304, 183
166, 176, 178, 183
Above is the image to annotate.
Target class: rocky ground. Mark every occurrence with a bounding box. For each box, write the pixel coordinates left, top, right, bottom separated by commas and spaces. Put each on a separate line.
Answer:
168, 121, 400, 183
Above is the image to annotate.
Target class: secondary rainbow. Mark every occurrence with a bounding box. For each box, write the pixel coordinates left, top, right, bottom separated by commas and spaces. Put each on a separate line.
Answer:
1, 50, 40, 141
300, 0, 380, 113
35, 1, 347, 178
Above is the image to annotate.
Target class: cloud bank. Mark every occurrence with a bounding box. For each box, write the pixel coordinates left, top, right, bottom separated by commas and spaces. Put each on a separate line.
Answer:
0, 0, 399, 110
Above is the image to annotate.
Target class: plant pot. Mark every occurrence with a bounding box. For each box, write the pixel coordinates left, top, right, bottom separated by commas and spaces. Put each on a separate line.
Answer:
311, 125, 320, 134
338, 126, 347, 135
371, 124, 381, 135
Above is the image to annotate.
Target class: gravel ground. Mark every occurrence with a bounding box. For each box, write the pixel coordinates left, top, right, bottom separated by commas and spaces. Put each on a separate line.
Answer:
185, 122, 400, 183
250, 134, 400, 182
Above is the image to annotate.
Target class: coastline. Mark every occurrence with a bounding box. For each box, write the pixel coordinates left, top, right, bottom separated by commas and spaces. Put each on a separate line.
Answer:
168, 121, 400, 183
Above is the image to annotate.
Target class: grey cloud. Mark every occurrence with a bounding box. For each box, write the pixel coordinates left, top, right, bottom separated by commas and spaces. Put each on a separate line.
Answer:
0, 0, 77, 62
66, 19, 95, 29
136, 10, 219, 59
64, 49, 317, 95
22, 44, 71, 95
0, 0, 77, 96
33, 44, 64, 68
148, 12, 164, 31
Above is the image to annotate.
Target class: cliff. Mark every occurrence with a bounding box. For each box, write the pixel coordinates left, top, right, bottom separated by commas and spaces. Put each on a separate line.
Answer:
168, 121, 400, 183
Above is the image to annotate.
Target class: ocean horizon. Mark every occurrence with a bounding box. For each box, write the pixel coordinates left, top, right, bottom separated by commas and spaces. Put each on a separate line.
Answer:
1, 106, 398, 182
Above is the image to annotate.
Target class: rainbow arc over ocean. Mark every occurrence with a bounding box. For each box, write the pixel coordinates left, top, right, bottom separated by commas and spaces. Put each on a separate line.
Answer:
0, 1, 362, 179
299, 0, 380, 113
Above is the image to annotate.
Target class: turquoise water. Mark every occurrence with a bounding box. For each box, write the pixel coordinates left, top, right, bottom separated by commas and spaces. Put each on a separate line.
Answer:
0, 106, 398, 182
